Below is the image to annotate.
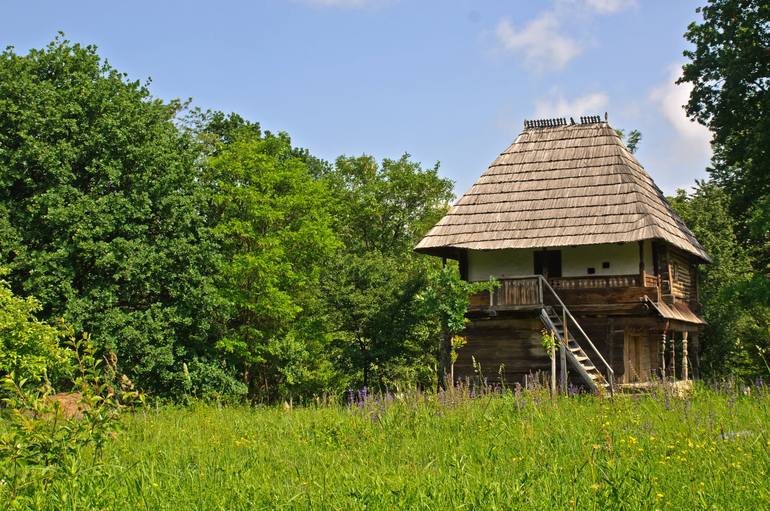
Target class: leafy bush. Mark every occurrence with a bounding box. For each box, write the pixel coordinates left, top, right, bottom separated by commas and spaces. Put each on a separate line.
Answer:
0, 277, 69, 384
0, 337, 141, 508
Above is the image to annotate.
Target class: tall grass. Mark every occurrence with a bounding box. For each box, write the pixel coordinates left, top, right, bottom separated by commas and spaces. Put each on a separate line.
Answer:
4, 383, 770, 510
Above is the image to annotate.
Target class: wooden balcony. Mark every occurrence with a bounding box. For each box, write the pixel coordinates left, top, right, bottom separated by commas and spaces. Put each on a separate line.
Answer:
468, 274, 660, 313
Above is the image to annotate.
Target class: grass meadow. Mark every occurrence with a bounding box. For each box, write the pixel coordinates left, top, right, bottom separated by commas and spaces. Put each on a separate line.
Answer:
3, 383, 770, 510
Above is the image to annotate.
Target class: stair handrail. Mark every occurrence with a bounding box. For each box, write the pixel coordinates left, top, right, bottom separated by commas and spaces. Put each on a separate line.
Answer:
537, 275, 615, 386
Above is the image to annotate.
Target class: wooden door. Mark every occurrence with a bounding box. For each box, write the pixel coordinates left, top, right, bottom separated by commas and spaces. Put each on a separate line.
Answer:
623, 330, 650, 383
534, 250, 562, 278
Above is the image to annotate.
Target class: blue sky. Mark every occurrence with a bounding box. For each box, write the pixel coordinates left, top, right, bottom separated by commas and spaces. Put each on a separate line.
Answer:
2, 0, 711, 197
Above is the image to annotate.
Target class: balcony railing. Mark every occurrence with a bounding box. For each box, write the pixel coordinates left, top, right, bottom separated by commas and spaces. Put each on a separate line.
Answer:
468, 273, 659, 311
549, 274, 642, 289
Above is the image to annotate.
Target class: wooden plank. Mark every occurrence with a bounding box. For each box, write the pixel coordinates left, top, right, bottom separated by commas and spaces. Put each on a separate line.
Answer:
455, 315, 549, 383
549, 286, 654, 305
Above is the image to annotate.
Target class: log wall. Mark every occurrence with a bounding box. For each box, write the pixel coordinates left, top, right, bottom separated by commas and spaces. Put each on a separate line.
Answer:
454, 315, 549, 384
457, 312, 668, 387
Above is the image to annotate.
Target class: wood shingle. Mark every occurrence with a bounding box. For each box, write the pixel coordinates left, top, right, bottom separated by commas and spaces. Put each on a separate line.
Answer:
415, 120, 710, 262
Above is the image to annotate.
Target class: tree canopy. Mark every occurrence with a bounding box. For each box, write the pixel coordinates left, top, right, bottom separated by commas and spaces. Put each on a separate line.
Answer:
676, 0, 770, 380
0, 38, 465, 400
680, 0, 770, 270
0, 38, 223, 397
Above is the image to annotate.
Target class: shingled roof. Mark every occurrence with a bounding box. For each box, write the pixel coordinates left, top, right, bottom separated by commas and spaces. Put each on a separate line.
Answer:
415, 117, 710, 263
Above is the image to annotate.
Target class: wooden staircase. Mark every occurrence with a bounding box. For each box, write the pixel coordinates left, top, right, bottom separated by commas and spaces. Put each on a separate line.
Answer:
540, 307, 611, 393
536, 276, 614, 394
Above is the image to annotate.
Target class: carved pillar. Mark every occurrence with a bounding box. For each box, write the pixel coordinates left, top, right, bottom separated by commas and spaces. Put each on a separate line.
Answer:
682, 331, 689, 381
669, 331, 677, 380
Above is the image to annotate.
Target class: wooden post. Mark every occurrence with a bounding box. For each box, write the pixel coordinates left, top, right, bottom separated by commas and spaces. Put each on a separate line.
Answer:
550, 342, 557, 399
682, 331, 689, 381
538, 276, 543, 305
560, 341, 567, 394
560, 309, 568, 396
669, 331, 677, 380
660, 330, 667, 379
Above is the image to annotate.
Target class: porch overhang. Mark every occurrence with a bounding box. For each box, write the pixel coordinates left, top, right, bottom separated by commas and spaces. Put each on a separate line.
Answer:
643, 296, 705, 329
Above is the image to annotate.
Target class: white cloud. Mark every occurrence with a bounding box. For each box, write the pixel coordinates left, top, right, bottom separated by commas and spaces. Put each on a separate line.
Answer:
534, 91, 609, 117
638, 64, 712, 192
650, 65, 711, 154
583, 0, 637, 15
495, 14, 583, 71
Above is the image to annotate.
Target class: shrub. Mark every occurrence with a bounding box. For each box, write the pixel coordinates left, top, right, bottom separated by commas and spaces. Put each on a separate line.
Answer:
0, 277, 70, 384
0, 336, 142, 508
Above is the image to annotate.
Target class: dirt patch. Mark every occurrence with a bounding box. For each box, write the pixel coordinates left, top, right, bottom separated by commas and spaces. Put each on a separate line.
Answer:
47, 392, 87, 419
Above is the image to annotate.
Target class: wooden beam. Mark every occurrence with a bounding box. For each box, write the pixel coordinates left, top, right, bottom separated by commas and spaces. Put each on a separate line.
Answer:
550, 342, 556, 399
560, 342, 567, 394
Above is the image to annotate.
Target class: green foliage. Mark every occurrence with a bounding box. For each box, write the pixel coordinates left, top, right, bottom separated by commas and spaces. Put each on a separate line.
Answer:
0, 336, 141, 508
321, 155, 455, 389
0, 37, 469, 401
205, 127, 338, 401
0, 37, 227, 398
540, 329, 558, 356
419, 264, 494, 334
614, 128, 643, 154
419, 264, 497, 383
3, 387, 770, 508
680, 0, 770, 269
670, 182, 770, 379
0, 277, 69, 384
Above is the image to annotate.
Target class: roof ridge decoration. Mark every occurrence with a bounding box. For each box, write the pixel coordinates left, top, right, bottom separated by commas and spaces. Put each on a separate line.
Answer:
523, 114, 605, 130
415, 118, 711, 263
524, 117, 567, 129
579, 115, 603, 124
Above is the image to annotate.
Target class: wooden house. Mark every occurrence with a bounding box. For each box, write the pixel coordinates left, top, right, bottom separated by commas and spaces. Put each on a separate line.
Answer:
415, 116, 710, 392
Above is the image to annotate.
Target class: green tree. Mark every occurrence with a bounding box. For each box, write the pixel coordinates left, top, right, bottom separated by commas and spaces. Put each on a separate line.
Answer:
680, 0, 770, 270
615, 129, 643, 154
205, 128, 339, 401
0, 276, 69, 384
322, 155, 454, 390
671, 182, 770, 378
418, 264, 496, 387
0, 37, 228, 397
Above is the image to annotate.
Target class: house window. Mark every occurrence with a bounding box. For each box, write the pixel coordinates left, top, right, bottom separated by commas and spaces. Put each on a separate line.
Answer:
602, 261, 610, 269
587, 267, 596, 275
